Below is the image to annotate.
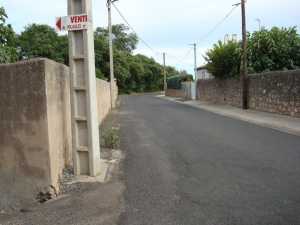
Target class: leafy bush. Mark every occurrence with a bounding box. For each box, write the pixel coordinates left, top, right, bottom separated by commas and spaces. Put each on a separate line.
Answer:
204, 40, 241, 79
204, 27, 300, 79
248, 27, 300, 72
167, 75, 193, 89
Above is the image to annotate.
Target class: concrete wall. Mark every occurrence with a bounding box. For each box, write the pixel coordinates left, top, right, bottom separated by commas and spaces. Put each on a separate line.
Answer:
45, 60, 72, 188
197, 70, 300, 117
0, 58, 118, 209
182, 81, 196, 100
0, 59, 70, 208
96, 79, 118, 123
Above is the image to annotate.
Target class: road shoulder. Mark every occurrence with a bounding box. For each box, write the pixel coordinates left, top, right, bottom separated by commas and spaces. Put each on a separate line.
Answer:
157, 95, 300, 137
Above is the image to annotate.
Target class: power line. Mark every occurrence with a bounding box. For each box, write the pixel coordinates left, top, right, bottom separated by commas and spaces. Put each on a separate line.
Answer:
197, 4, 239, 43
111, 2, 160, 56
173, 47, 194, 67
111, 2, 238, 72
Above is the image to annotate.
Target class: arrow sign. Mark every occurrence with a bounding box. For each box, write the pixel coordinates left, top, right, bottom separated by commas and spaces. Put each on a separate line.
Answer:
56, 14, 89, 32
56, 17, 62, 31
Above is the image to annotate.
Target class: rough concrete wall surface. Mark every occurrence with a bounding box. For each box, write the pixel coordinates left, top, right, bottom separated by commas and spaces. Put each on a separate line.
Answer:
0, 58, 119, 210
44, 60, 72, 190
182, 82, 192, 100
166, 89, 186, 98
96, 79, 118, 123
248, 70, 300, 117
197, 78, 242, 108
0, 59, 52, 209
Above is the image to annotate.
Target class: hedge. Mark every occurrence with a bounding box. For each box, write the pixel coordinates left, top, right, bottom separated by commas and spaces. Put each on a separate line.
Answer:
167, 75, 193, 90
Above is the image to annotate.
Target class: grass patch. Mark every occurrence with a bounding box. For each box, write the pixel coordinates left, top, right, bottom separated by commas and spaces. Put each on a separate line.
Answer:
101, 127, 120, 149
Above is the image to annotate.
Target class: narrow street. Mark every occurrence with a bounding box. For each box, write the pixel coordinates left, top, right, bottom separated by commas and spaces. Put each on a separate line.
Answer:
119, 94, 300, 225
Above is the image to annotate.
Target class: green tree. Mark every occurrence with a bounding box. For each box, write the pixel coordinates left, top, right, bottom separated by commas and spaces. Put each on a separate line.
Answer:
18, 24, 68, 64
248, 27, 300, 72
204, 40, 241, 79
93, 25, 173, 93
0, 6, 18, 63
112, 24, 138, 53
94, 27, 110, 79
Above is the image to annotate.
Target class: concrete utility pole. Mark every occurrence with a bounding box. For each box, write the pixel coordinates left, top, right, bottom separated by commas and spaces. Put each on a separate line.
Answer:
191, 43, 197, 80
163, 53, 167, 94
241, 0, 248, 109
68, 0, 101, 176
107, 0, 117, 109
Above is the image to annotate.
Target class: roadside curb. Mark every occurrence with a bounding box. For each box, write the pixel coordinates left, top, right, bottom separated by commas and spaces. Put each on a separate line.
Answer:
157, 95, 300, 137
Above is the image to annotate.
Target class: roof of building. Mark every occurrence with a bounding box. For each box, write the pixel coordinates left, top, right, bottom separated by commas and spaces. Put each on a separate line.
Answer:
197, 65, 208, 70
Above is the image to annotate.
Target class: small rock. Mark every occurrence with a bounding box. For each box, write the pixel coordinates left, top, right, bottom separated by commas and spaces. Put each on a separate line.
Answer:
20, 208, 32, 213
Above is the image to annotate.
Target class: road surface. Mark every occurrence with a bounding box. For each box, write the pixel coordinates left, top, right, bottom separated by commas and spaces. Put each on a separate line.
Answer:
118, 94, 300, 225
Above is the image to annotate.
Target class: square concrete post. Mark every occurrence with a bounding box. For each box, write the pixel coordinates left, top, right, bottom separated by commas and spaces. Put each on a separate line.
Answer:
68, 0, 101, 176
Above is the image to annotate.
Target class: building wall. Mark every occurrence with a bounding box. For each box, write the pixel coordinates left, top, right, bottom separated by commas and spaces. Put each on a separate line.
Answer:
197, 70, 300, 117
0, 58, 118, 210
196, 68, 213, 81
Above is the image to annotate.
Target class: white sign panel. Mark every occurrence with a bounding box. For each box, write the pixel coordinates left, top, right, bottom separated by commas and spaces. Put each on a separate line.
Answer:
56, 14, 89, 31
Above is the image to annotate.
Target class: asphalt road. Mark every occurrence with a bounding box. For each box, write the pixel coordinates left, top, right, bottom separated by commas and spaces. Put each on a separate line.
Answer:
118, 94, 300, 225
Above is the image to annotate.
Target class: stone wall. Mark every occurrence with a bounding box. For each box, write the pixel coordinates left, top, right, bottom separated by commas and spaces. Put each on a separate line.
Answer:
0, 58, 118, 210
166, 89, 186, 98
197, 78, 242, 108
197, 70, 300, 117
248, 70, 300, 117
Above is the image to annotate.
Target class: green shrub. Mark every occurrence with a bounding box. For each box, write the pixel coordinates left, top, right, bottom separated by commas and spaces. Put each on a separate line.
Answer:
167, 75, 193, 89
204, 40, 241, 79
102, 127, 120, 149
248, 27, 300, 72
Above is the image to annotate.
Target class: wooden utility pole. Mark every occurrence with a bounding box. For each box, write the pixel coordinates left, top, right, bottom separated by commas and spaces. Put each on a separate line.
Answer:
163, 53, 167, 94
241, 0, 248, 109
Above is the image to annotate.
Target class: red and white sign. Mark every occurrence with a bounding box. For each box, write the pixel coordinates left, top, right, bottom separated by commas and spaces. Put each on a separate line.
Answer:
56, 14, 90, 31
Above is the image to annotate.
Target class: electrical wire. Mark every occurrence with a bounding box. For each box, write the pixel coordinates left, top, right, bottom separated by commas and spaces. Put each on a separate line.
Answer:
112, 2, 160, 56
197, 4, 239, 43
173, 48, 194, 67
111, 2, 239, 71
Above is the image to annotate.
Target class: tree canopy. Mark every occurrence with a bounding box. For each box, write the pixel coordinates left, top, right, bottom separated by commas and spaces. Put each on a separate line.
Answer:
18, 24, 68, 64
248, 27, 300, 72
0, 5, 187, 93
204, 40, 241, 79
205, 27, 300, 79
0, 6, 18, 63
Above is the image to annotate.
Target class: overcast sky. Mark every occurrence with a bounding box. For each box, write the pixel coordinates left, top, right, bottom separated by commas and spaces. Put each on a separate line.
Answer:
2, 0, 300, 73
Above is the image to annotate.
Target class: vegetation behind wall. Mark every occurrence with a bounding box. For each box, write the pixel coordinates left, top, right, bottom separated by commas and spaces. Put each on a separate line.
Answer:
0, 6, 190, 94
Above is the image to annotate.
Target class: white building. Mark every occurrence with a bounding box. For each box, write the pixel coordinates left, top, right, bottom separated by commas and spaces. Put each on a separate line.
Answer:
196, 66, 213, 80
